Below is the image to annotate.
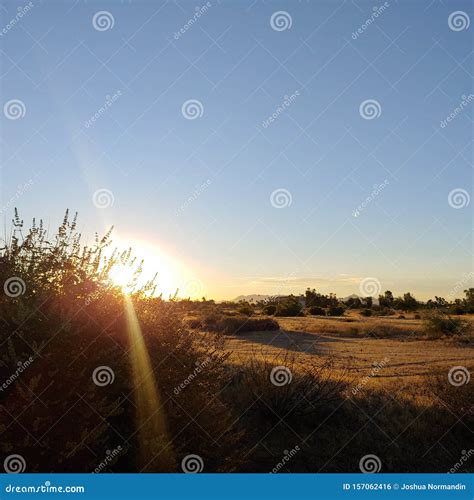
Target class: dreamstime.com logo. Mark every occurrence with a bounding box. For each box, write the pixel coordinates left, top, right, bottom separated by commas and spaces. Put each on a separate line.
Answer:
4, 277, 26, 298
181, 454, 204, 473
4, 454, 26, 473
93, 188, 115, 209
352, 357, 390, 395
0, 356, 35, 393
448, 449, 473, 473
92, 366, 115, 386
93, 446, 125, 473
352, 180, 389, 217
359, 277, 381, 297
352, 3, 390, 40
174, 358, 212, 395
270, 366, 293, 386
4, 99, 26, 120
262, 90, 300, 128
181, 99, 204, 120
92, 11, 115, 31
175, 180, 211, 216
448, 366, 470, 387
174, 2, 212, 40
448, 11, 470, 31
359, 454, 382, 473
270, 11, 292, 31
84, 90, 122, 128
440, 94, 474, 128
270, 188, 292, 208
0, 2, 34, 37
447, 271, 474, 301
359, 99, 382, 120
0, 178, 35, 216
448, 188, 470, 209
270, 446, 300, 473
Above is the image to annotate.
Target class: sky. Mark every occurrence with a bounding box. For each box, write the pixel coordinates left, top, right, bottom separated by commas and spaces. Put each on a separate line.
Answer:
1, 0, 472, 300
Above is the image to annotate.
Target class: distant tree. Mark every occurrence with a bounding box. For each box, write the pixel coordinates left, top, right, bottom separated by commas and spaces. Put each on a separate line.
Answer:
345, 296, 362, 309
275, 295, 303, 317
379, 290, 394, 308
362, 296, 373, 308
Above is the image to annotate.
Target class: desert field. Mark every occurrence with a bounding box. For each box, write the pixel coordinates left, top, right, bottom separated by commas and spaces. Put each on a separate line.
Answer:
224, 313, 474, 386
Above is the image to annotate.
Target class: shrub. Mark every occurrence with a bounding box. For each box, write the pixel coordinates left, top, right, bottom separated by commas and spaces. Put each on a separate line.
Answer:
360, 309, 372, 317
262, 304, 277, 315
0, 211, 241, 472
327, 306, 344, 316
423, 313, 470, 338
226, 356, 345, 424
308, 306, 326, 316
196, 315, 280, 335
275, 296, 303, 317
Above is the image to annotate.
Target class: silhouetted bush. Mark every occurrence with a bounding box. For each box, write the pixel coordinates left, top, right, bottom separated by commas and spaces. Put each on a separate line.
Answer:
423, 313, 470, 338
275, 296, 303, 317
262, 304, 277, 315
308, 306, 326, 316
360, 309, 372, 317
188, 315, 280, 335
327, 306, 344, 316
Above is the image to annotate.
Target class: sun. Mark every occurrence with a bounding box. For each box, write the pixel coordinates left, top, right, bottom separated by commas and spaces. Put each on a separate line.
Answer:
109, 264, 136, 292
106, 235, 202, 298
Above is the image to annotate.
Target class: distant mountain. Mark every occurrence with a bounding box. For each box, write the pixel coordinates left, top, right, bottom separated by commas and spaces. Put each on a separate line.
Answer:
343, 294, 379, 305
233, 294, 274, 303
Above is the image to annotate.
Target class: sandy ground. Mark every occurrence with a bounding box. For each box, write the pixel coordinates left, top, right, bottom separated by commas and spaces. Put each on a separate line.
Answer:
223, 315, 474, 384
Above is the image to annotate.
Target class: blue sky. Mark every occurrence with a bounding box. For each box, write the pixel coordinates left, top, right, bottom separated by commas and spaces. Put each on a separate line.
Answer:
1, 0, 472, 300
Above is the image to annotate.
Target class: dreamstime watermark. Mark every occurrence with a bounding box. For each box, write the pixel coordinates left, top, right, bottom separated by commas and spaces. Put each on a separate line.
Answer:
92, 11, 114, 31
92, 189, 115, 209
181, 99, 203, 120
92, 366, 115, 386
0, 2, 34, 37
0, 178, 35, 216
359, 99, 381, 120
270, 188, 292, 208
448, 11, 470, 32
175, 180, 211, 216
270, 446, 300, 473
181, 454, 204, 473
84, 90, 122, 128
4, 277, 26, 298
448, 366, 470, 387
4, 99, 26, 120
447, 271, 474, 300
352, 3, 390, 40
270, 11, 292, 31
448, 188, 470, 209
352, 180, 389, 217
93, 446, 124, 473
352, 357, 389, 395
181, 279, 204, 298
270, 366, 292, 386
359, 454, 382, 473
0, 356, 35, 393
440, 94, 474, 128
359, 277, 381, 297
174, 2, 212, 40
174, 358, 212, 395
3, 454, 26, 473
448, 449, 473, 473
262, 90, 300, 128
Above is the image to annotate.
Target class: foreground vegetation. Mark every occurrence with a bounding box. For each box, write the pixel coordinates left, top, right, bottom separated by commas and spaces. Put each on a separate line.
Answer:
0, 212, 472, 473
